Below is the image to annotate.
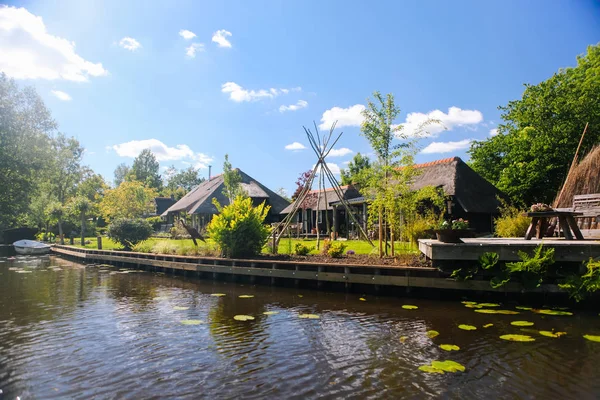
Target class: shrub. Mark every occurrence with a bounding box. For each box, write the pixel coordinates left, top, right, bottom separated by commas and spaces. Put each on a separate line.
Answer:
107, 218, 153, 250
495, 201, 531, 238
207, 196, 271, 258
321, 238, 331, 255
151, 240, 179, 255
401, 215, 437, 245
170, 224, 190, 239
146, 216, 163, 231
294, 243, 311, 256
559, 258, 600, 302
133, 241, 154, 253
327, 242, 347, 258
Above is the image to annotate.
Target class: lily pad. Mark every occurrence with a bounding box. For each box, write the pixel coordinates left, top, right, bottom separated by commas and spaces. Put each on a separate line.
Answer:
440, 344, 460, 351
431, 360, 466, 372
210, 293, 226, 297
539, 331, 566, 338
359, 298, 366, 301
400, 336, 408, 343
533, 309, 573, 316
297, 295, 303, 298
511, 321, 534, 327
516, 306, 533, 311
238, 295, 254, 298
458, 324, 477, 331
464, 304, 483, 308
461, 301, 478, 305
233, 315, 255, 321
173, 306, 189, 311
402, 305, 418, 310
263, 311, 279, 315
180, 319, 203, 325
475, 309, 520, 315
298, 314, 320, 319
499, 334, 535, 342
583, 334, 600, 342
478, 303, 501, 307
426, 330, 440, 338
483, 323, 494, 328
419, 365, 445, 374
16, 270, 33, 273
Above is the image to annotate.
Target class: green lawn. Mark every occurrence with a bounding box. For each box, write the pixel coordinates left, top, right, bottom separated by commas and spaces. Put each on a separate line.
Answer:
70, 236, 418, 257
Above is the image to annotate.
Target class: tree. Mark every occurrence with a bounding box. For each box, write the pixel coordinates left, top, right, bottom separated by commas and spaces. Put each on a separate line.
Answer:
340, 153, 371, 186
69, 196, 92, 244
131, 149, 162, 190
275, 187, 291, 202
100, 181, 158, 220
360, 91, 419, 257
165, 166, 205, 193
469, 44, 600, 206
47, 202, 65, 244
0, 74, 55, 229
113, 163, 131, 187
292, 170, 312, 200
46, 133, 85, 204
222, 154, 245, 203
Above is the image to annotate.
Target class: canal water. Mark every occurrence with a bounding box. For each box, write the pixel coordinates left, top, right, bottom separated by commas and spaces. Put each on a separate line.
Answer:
1, 256, 600, 399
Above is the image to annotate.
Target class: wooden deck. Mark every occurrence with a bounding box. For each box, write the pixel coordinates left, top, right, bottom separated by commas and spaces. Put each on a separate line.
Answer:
51, 245, 562, 294
419, 237, 600, 263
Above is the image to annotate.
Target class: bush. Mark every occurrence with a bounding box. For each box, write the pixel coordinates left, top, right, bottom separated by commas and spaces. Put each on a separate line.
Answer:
321, 238, 331, 255
107, 218, 153, 250
495, 201, 531, 238
151, 240, 179, 255
207, 196, 271, 258
401, 215, 437, 245
133, 241, 154, 253
170, 224, 190, 239
294, 243, 311, 256
327, 242, 347, 258
146, 216, 163, 231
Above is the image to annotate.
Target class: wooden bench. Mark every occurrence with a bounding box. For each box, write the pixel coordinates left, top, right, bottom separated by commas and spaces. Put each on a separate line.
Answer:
572, 194, 600, 230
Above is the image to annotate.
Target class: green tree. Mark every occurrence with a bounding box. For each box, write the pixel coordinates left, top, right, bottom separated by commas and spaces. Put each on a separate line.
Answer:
165, 165, 205, 193
100, 181, 158, 220
0, 74, 55, 229
222, 154, 245, 203
113, 163, 131, 187
46, 133, 85, 204
131, 149, 162, 190
69, 196, 92, 244
77, 169, 107, 202
469, 43, 600, 206
47, 202, 65, 244
340, 153, 371, 186
360, 91, 419, 257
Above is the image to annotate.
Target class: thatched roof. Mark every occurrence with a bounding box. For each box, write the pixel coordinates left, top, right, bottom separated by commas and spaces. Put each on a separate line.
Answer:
162, 169, 290, 216
280, 185, 361, 214
554, 145, 600, 208
411, 157, 503, 214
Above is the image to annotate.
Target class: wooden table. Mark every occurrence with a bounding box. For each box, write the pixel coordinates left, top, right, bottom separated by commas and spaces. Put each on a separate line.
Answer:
524, 211, 584, 240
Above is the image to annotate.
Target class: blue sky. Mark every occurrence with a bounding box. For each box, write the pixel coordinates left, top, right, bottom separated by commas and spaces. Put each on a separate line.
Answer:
2, 0, 599, 196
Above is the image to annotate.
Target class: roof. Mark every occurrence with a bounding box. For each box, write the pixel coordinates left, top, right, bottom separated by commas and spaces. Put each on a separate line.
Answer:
410, 157, 503, 213
154, 197, 176, 215
280, 185, 362, 214
162, 169, 290, 216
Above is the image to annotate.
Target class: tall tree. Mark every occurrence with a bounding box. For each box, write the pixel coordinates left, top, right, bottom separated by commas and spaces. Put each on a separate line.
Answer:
69, 196, 92, 245
469, 44, 600, 206
113, 163, 131, 187
100, 181, 158, 221
131, 149, 162, 190
165, 166, 205, 193
222, 154, 244, 203
0, 74, 55, 229
340, 153, 371, 186
46, 133, 84, 204
77, 169, 108, 202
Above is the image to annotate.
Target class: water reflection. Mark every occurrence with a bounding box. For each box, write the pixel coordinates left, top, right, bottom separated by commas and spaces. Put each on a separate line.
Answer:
1, 256, 600, 399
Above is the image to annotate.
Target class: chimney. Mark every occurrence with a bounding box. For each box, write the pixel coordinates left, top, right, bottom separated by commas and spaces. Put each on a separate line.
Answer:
208, 165, 212, 180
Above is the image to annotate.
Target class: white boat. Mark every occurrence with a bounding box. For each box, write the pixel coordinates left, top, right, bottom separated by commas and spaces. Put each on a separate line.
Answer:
13, 240, 52, 255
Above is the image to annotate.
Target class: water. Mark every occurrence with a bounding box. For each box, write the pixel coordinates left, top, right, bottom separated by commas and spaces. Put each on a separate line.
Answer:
1, 256, 600, 399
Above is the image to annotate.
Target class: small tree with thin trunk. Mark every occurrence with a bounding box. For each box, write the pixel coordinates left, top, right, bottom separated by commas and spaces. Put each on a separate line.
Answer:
70, 196, 92, 245
46, 202, 65, 244
222, 154, 245, 204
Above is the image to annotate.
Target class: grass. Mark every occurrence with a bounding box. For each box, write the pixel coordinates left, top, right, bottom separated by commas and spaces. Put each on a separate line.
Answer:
69, 236, 418, 257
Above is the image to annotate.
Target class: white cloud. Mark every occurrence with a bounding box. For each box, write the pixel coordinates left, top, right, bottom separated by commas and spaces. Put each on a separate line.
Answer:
421, 139, 472, 154
285, 142, 306, 151
313, 162, 341, 175
179, 29, 196, 40
0, 6, 108, 81
319, 104, 365, 130
489, 128, 499, 136
212, 29, 232, 48
185, 43, 204, 58
222, 82, 300, 102
111, 138, 213, 169
399, 107, 483, 138
279, 100, 308, 112
119, 37, 141, 51
326, 147, 353, 157
51, 90, 71, 101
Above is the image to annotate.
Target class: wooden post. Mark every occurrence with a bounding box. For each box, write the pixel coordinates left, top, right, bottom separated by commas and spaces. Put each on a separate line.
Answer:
97, 236, 103, 250
70, 237, 74, 245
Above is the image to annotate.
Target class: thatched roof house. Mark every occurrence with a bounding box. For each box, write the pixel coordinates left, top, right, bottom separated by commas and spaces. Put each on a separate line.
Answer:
554, 145, 600, 208
162, 169, 290, 229
280, 185, 361, 214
